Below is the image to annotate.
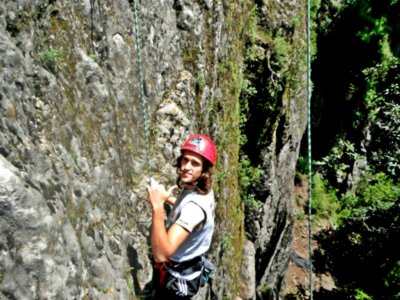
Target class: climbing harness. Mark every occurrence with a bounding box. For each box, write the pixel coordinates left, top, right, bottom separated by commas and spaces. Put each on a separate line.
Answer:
306, 0, 314, 298
154, 255, 214, 298
132, 0, 152, 181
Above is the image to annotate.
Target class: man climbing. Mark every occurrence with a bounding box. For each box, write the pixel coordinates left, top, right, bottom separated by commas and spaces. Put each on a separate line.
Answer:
147, 134, 217, 299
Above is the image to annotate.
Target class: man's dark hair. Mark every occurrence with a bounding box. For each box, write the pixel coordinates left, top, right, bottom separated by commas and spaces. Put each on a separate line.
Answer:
175, 154, 214, 195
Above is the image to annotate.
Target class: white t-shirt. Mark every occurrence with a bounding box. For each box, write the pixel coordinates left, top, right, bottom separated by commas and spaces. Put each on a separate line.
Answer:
175, 202, 205, 232
166, 189, 215, 262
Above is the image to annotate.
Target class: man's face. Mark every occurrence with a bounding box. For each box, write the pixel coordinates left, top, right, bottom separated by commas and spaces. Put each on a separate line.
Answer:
180, 151, 204, 183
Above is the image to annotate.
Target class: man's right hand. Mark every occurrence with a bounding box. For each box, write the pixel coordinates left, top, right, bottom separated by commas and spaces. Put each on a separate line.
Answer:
147, 178, 177, 210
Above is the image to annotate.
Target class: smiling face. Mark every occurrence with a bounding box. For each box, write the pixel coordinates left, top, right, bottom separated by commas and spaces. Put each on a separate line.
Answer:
179, 151, 204, 184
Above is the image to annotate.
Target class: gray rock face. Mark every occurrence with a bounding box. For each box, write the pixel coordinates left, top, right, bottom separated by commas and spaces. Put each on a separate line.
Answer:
0, 0, 306, 299
239, 240, 256, 300
0, 155, 80, 299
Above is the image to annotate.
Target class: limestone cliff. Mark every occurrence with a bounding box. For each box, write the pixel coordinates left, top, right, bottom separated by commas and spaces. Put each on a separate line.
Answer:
0, 1, 306, 299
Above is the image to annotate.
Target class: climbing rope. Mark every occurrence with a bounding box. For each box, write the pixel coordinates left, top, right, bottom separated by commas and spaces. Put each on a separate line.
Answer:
306, 0, 314, 298
132, 0, 152, 181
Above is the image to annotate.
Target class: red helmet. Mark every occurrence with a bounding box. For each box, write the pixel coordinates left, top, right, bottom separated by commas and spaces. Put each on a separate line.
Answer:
180, 134, 217, 166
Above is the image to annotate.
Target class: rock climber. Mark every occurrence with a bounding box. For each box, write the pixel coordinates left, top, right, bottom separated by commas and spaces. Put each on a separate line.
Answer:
147, 134, 217, 299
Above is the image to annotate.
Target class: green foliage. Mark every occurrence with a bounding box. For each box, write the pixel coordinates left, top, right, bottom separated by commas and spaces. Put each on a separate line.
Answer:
241, 78, 258, 98
356, 3, 393, 64
384, 260, 400, 298
239, 155, 262, 211
311, 0, 399, 163
313, 201, 400, 300
221, 234, 233, 251
311, 174, 340, 221
238, 76, 262, 212
310, 2, 400, 299
245, 5, 259, 62
273, 36, 291, 67
311, 0, 322, 15
283, 292, 297, 300
351, 43, 396, 130
182, 47, 200, 70
259, 284, 273, 298
317, 139, 362, 184
354, 289, 373, 300
212, 2, 248, 296
355, 172, 399, 203
195, 75, 205, 94
361, 59, 398, 119
39, 48, 63, 72
239, 78, 257, 146
321, 139, 360, 167
385, 260, 400, 287
296, 155, 309, 175
309, 0, 321, 57
362, 67, 385, 114
339, 172, 400, 223
366, 59, 400, 178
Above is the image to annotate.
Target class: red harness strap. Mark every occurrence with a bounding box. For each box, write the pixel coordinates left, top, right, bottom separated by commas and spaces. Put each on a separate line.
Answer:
154, 262, 168, 286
